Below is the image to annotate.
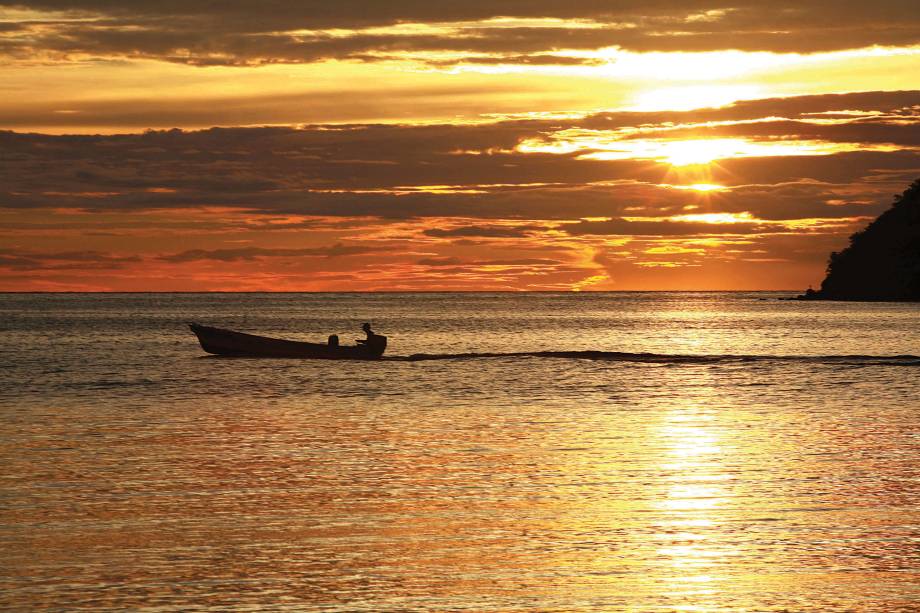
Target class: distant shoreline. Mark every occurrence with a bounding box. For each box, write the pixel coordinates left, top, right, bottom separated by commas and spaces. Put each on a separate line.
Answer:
786, 295, 920, 302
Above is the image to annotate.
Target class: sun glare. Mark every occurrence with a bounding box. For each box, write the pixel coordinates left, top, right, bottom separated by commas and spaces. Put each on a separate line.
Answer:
671, 212, 758, 224
517, 132, 904, 168
631, 85, 762, 112
670, 184, 728, 192
662, 139, 748, 165
556, 136, 777, 165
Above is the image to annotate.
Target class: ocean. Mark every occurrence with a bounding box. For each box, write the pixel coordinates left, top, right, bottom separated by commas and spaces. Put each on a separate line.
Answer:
1, 292, 918, 611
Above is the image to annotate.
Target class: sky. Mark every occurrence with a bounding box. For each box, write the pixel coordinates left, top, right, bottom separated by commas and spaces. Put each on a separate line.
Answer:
1, 1, 919, 291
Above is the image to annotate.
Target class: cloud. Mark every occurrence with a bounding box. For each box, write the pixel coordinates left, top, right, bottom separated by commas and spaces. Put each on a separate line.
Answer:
158, 243, 385, 262
423, 224, 549, 238
418, 256, 559, 266
0, 249, 141, 270
2, 90, 917, 224
0, 1, 918, 68
2, 89, 919, 290
562, 217, 778, 237
417, 257, 464, 266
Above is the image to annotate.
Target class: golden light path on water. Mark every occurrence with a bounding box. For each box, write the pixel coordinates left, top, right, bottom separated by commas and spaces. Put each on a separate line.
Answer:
654, 403, 731, 606
1, 293, 919, 610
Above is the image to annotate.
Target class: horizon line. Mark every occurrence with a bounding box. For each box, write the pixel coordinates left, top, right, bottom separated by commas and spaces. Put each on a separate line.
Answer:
0, 289, 802, 294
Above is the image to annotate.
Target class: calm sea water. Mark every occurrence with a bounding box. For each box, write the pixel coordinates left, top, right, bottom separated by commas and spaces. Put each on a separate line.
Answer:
1, 292, 918, 611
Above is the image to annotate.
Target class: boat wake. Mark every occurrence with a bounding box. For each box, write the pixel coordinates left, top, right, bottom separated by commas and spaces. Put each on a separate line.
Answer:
388, 351, 920, 366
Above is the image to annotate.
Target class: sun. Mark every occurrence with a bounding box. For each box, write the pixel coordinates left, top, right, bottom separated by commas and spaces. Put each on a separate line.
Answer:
671, 183, 727, 192
671, 212, 757, 224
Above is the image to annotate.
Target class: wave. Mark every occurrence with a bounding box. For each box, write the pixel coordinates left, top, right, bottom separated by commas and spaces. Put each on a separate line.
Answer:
388, 351, 920, 365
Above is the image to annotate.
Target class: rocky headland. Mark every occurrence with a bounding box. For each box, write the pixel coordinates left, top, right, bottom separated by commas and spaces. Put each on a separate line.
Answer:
799, 179, 920, 301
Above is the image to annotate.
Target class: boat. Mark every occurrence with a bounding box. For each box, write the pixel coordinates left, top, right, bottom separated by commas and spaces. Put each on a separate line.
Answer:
189, 323, 387, 359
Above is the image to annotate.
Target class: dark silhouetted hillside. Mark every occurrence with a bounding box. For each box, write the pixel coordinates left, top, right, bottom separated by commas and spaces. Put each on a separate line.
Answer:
801, 179, 920, 301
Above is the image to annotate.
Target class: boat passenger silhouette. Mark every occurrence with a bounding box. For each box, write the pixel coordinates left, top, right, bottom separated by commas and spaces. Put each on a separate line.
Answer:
356, 323, 387, 355
357, 322, 379, 345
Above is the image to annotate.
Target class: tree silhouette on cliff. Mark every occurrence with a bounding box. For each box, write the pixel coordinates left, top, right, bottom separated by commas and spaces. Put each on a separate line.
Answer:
804, 178, 920, 300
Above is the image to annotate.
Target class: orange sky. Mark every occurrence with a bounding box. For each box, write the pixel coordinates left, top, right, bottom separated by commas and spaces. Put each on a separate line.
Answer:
1, 2, 919, 291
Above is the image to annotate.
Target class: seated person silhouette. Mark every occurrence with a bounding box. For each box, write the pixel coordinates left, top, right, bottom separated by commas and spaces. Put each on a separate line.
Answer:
356, 323, 387, 355
327, 334, 339, 347
356, 322, 377, 345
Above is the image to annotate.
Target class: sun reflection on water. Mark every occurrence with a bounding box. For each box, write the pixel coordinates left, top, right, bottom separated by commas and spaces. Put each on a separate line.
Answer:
652, 405, 734, 606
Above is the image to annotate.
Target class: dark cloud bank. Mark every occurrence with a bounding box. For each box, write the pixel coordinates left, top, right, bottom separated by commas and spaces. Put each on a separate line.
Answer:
1, 91, 917, 229
1, 1, 918, 66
